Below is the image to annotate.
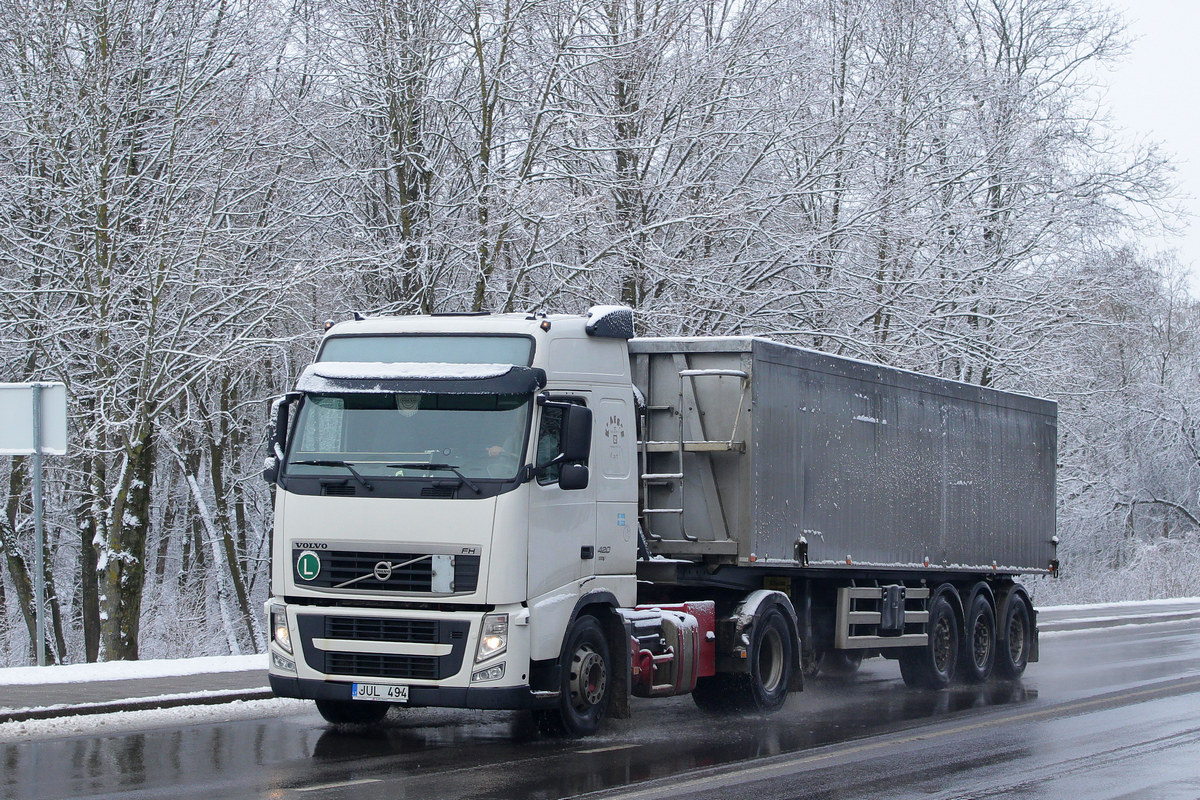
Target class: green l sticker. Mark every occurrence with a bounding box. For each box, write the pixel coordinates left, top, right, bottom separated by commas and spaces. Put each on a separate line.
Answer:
296, 551, 321, 581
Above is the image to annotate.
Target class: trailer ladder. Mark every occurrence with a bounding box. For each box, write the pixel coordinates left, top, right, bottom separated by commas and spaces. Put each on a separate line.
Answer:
638, 363, 747, 544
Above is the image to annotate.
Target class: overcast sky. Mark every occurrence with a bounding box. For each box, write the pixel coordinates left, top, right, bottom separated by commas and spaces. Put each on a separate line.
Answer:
1104, 0, 1200, 293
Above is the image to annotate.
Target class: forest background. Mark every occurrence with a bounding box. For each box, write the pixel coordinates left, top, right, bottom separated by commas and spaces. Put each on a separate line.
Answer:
1, 0, 1196, 665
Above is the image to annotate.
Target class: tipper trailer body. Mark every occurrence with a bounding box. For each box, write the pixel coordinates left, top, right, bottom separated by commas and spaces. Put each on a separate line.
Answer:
264, 307, 1056, 733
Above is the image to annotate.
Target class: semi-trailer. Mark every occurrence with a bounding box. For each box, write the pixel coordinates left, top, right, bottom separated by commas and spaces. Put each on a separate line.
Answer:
264, 306, 1057, 735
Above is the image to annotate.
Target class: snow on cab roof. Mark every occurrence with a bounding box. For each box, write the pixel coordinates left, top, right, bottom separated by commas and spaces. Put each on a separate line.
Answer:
296, 361, 547, 395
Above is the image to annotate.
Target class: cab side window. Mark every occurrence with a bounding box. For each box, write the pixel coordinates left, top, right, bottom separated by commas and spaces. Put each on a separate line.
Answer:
536, 398, 585, 485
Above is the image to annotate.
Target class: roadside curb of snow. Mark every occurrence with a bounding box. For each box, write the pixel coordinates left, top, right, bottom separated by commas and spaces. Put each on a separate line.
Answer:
1038, 608, 1200, 633
0, 688, 274, 724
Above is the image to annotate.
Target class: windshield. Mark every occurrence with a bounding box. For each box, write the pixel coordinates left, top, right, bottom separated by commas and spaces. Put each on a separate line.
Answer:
318, 335, 533, 366
286, 392, 530, 481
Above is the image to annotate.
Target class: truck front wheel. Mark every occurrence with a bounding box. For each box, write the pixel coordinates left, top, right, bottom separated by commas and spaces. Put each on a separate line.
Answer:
535, 615, 611, 737
899, 594, 959, 689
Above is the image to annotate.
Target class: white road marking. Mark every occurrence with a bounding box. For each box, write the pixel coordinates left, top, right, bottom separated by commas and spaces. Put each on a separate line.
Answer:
577, 744, 640, 754
294, 778, 382, 792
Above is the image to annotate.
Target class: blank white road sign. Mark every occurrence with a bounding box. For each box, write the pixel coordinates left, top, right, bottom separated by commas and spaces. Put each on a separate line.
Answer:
0, 383, 67, 455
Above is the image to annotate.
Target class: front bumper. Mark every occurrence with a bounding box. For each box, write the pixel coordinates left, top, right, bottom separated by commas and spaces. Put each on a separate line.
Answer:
267, 599, 538, 708
269, 674, 555, 710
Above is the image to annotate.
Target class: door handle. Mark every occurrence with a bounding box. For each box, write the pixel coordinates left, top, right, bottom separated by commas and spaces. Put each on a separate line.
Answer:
580, 546, 595, 560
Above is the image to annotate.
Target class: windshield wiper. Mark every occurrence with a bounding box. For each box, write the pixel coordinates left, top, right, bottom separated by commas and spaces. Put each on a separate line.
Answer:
387, 462, 481, 495
291, 459, 374, 491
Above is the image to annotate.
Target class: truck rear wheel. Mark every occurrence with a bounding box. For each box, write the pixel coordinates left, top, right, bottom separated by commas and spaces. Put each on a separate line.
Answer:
961, 591, 996, 683
996, 592, 1032, 680
693, 605, 793, 713
315, 698, 390, 725
535, 615, 611, 737
899, 594, 959, 689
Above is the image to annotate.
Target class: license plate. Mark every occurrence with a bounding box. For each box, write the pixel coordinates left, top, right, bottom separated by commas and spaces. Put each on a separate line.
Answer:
351, 682, 409, 703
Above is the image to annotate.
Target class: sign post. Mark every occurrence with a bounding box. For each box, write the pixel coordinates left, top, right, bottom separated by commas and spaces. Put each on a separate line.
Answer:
0, 382, 67, 666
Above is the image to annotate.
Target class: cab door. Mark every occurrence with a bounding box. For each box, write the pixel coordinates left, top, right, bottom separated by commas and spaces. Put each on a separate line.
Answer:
592, 393, 637, 578
526, 396, 596, 598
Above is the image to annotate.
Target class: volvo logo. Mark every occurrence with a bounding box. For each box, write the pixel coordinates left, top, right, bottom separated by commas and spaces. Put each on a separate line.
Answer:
373, 561, 393, 582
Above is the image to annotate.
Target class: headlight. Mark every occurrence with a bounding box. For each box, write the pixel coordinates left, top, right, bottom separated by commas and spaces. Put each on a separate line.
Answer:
476, 613, 508, 662
271, 607, 292, 654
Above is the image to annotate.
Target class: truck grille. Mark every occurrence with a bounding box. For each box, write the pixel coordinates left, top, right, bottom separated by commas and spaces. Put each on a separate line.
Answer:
292, 550, 480, 593
325, 617, 439, 643
296, 614, 471, 682
326, 652, 439, 680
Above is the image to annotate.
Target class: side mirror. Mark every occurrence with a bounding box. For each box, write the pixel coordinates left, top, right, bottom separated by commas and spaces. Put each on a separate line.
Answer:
559, 463, 589, 490
561, 404, 592, 462
263, 392, 300, 484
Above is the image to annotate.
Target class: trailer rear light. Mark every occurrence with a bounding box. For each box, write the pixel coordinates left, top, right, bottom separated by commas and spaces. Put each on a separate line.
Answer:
476, 613, 509, 662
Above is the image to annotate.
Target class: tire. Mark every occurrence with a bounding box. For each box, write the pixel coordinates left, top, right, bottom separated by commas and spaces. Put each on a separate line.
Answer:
693, 605, 794, 714
961, 591, 997, 684
315, 698, 390, 725
534, 615, 611, 737
899, 593, 959, 689
995, 592, 1033, 680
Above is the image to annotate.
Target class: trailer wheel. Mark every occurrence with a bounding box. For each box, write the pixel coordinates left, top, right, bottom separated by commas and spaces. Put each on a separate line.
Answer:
961, 592, 996, 683
899, 594, 959, 689
535, 615, 610, 737
315, 699, 390, 725
996, 592, 1032, 680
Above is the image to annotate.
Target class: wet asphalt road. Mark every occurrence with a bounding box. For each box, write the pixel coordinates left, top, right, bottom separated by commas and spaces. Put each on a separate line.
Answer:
3, 617, 1199, 800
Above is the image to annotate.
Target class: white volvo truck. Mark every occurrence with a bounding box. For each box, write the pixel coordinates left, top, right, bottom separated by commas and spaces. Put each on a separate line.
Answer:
264, 306, 1057, 735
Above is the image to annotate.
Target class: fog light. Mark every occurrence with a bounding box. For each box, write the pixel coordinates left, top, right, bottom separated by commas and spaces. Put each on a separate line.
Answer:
472, 663, 505, 683
476, 613, 508, 662
272, 651, 296, 672
271, 607, 292, 654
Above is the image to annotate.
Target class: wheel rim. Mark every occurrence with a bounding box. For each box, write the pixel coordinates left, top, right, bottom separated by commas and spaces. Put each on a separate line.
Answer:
1007, 610, 1026, 664
972, 613, 992, 668
932, 614, 954, 673
758, 624, 785, 692
569, 643, 607, 712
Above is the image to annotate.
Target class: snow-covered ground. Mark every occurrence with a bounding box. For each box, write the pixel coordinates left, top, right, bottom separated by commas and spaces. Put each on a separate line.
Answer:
0, 653, 264, 686
1037, 597, 1200, 614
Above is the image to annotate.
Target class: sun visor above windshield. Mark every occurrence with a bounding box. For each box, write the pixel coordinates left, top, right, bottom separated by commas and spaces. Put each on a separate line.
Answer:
296, 361, 547, 395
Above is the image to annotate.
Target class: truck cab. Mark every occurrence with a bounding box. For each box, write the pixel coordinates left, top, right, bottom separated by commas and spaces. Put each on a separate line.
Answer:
265, 307, 639, 728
